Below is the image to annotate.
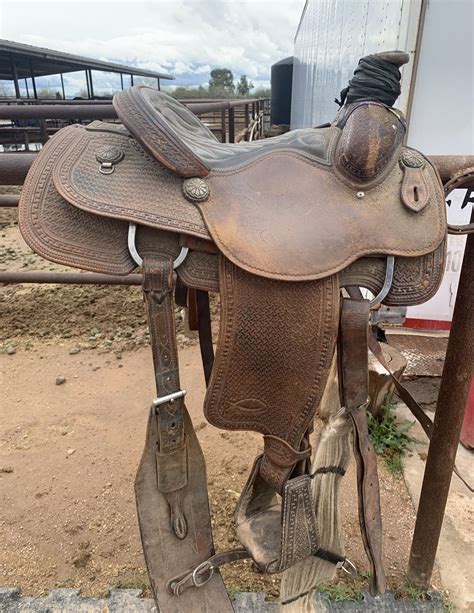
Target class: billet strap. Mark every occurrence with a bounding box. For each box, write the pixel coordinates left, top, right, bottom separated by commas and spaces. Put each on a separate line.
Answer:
143, 256, 187, 538
338, 298, 387, 596
174, 278, 214, 387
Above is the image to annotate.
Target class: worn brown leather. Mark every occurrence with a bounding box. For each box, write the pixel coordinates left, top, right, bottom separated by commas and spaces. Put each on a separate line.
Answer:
205, 256, 339, 492
19, 116, 446, 303
338, 298, 386, 595
236, 455, 319, 573
196, 144, 445, 281
138, 256, 232, 611
136, 407, 232, 611
334, 102, 405, 184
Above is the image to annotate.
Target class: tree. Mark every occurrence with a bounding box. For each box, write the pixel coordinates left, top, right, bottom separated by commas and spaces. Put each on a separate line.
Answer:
236, 75, 253, 97
209, 68, 234, 94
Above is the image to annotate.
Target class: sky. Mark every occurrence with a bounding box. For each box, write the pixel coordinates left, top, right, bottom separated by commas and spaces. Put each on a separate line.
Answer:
0, 0, 305, 95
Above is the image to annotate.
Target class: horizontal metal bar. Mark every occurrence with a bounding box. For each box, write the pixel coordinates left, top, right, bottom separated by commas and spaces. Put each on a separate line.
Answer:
0, 271, 142, 285
0, 153, 36, 184
430, 155, 474, 182
0, 98, 269, 120
0, 98, 113, 105
0, 194, 19, 207
0, 104, 117, 120
3, 152, 473, 191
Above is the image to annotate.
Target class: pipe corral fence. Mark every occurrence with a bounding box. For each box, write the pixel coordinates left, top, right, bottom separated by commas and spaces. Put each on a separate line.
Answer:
0, 100, 473, 594
0, 97, 269, 150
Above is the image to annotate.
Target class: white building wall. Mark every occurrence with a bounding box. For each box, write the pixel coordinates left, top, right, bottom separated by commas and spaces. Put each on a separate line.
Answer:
291, 0, 422, 129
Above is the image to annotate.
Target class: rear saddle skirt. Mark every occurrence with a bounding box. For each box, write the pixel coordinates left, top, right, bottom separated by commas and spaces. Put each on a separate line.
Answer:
19, 83, 446, 611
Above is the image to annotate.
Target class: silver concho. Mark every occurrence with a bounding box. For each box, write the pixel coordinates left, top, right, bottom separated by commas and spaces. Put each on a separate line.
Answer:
96, 145, 124, 174
400, 149, 424, 169
183, 177, 210, 203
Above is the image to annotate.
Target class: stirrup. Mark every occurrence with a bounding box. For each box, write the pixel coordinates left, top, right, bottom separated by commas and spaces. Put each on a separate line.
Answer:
128, 222, 189, 268
369, 255, 394, 307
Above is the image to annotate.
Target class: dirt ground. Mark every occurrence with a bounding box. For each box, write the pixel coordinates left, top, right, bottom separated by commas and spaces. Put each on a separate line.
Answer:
1, 206, 441, 599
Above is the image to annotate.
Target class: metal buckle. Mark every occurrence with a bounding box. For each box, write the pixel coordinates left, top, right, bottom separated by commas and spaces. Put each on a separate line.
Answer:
153, 389, 187, 408
336, 557, 357, 575
335, 399, 369, 418
191, 560, 215, 588
369, 255, 394, 308
128, 222, 189, 269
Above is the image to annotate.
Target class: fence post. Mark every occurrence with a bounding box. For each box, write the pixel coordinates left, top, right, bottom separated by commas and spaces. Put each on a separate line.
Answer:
220, 109, 226, 143
228, 106, 235, 143
244, 103, 249, 141
407, 218, 474, 586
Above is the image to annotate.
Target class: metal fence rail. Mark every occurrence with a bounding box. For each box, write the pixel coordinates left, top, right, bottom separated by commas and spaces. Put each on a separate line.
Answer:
0, 98, 269, 148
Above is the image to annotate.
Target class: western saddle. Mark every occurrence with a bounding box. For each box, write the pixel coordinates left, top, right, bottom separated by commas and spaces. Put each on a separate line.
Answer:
19, 51, 464, 611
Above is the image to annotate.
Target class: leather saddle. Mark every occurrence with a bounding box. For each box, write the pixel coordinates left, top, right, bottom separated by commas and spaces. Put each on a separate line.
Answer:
19, 52, 447, 611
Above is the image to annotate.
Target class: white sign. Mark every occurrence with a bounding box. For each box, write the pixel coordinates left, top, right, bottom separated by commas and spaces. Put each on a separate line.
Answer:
407, 189, 471, 323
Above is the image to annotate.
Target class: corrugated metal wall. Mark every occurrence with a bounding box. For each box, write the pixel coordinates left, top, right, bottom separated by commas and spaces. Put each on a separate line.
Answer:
291, 0, 418, 128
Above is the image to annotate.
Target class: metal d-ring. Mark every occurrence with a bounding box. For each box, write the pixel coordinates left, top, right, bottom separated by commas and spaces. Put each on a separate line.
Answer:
369, 255, 394, 308
127, 222, 189, 269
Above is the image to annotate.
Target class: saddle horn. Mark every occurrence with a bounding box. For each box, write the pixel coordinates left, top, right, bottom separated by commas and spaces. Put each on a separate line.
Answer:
334, 51, 409, 185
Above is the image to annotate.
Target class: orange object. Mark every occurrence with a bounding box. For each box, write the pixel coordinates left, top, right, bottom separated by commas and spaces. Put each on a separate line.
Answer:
460, 378, 474, 449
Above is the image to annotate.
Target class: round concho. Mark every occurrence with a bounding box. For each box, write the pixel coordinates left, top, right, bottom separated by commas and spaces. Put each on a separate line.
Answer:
400, 149, 425, 168
95, 144, 124, 165
183, 177, 210, 203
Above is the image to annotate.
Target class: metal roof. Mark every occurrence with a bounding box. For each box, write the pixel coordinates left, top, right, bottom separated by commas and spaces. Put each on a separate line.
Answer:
0, 39, 174, 80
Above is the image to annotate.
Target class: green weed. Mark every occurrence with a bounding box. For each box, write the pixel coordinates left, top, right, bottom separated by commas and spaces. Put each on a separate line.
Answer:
317, 579, 364, 602
367, 398, 422, 476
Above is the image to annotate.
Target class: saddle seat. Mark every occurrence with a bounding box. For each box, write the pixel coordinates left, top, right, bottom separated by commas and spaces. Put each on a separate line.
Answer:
114, 85, 334, 176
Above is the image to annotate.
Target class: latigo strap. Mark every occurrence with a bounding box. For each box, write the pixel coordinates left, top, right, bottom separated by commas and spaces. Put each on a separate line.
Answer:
136, 256, 232, 611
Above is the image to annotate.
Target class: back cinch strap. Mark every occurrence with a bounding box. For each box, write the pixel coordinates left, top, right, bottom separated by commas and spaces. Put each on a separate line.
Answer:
167, 545, 353, 597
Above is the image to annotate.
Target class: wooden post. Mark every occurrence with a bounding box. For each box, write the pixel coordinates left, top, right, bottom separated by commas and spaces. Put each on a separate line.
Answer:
368, 344, 407, 418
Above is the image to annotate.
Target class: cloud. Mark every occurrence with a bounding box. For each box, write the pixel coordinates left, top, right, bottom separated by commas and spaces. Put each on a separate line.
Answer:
1, 0, 304, 90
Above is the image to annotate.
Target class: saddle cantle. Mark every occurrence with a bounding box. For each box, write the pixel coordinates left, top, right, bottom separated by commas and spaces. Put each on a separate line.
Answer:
18, 51, 448, 610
